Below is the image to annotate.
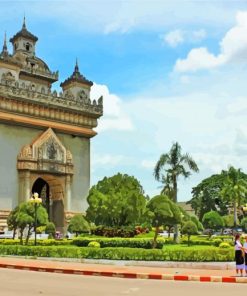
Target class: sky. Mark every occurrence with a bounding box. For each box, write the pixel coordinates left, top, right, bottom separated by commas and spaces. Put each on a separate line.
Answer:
1, 0, 247, 201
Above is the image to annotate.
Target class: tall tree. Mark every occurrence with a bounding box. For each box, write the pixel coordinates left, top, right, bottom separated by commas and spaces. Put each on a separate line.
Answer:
7, 202, 48, 244
189, 174, 230, 220
220, 166, 247, 228
154, 142, 199, 241
68, 214, 90, 236
86, 173, 147, 227
146, 195, 182, 248
202, 210, 224, 234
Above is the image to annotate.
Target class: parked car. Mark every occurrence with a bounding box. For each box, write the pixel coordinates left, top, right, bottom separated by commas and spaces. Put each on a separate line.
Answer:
223, 228, 233, 235
0, 230, 13, 239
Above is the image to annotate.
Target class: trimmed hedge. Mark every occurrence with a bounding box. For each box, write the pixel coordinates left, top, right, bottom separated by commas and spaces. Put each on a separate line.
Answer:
72, 237, 165, 249
0, 239, 72, 246
0, 245, 234, 262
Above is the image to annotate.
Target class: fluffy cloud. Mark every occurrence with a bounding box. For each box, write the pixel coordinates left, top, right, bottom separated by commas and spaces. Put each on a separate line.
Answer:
141, 160, 156, 169
91, 83, 134, 132
0, 1, 239, 34
163, 29, 206, 47
164, 30, 184, 47
91, 72, 247, 200
175, 11, 247, 72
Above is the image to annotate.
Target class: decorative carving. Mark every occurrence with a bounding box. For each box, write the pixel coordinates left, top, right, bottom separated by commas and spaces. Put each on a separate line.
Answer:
17, 128, 74, 175
64, 90, 75, 101
18, 144, 33, 159
77, 90, 88, 102
0, 82, 103, 116
66, 150, 73, 163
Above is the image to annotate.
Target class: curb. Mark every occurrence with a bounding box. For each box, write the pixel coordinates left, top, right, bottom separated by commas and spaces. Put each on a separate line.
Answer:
0, 262, 246, 284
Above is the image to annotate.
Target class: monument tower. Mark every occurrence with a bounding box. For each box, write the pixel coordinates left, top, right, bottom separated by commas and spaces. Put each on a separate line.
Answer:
0, 19, 103, 231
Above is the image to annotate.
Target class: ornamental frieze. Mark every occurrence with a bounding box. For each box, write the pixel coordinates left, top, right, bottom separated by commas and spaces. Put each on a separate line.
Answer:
17, 128, 74, 175
0, 81, 103, 116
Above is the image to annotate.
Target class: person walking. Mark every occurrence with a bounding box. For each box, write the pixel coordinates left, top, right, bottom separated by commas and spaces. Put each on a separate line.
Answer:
243, 236, 247, 276
235, 233, 244, 276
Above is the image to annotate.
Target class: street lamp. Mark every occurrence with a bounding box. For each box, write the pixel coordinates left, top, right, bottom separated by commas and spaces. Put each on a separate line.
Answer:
29, 192, 42, 246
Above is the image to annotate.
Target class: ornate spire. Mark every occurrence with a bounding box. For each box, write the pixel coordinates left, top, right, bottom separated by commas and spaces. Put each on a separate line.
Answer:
22, 15, 26, 30
74, 58, 79, 73
1, 31, 8, 57
10, 17, 38, 43
60, 59, 93, 89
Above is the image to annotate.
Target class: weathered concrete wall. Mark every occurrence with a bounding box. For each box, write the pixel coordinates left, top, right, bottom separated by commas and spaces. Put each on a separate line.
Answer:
0, 123, 90, 213
0, 123, 40, 210
57, 132, 90, 213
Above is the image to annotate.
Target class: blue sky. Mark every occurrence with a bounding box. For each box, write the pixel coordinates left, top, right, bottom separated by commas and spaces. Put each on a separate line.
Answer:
1, 1, 247, 201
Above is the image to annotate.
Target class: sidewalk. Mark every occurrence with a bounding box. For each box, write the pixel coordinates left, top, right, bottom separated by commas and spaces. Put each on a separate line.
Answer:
0, 256, 246, 284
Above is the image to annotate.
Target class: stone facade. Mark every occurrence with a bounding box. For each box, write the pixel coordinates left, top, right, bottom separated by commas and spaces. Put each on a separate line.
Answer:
0, 19, 103, 232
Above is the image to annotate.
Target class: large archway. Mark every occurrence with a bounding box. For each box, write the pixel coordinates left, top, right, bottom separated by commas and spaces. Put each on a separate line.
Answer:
32, 178, 50, 219
17, 128, 74, 233
31, 175, 65, 232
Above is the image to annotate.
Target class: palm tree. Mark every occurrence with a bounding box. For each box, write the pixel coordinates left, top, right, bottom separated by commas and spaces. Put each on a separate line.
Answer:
220, 166, 247, 228
154, 142, 199, 241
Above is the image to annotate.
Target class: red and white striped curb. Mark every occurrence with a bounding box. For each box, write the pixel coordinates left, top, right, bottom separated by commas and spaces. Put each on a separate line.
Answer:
0, 263, 246, 284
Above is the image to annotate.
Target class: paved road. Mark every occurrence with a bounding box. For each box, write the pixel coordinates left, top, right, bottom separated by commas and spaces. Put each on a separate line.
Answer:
0, 269, 246, 296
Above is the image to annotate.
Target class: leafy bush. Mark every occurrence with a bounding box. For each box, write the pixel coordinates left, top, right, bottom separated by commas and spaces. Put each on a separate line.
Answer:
68, 214, 90, 236
241, 217, 247, 232
181, 221, 198, 245
0, 245, 234, 261
72, 237, 165, 249
88, 241, 100, 248
91, 226, 136, 238
219, 242, 231, 249
45, 222, 56, 239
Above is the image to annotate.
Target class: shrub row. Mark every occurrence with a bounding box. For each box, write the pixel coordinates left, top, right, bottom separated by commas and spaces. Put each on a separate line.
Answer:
0, 245, 234, 262
91, 226, 137, 238
0, 239, 72, 246
72, 237, 165, 249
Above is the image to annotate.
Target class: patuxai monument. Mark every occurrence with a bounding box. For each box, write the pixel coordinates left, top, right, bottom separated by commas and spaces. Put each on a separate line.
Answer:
0, 19, 103, 232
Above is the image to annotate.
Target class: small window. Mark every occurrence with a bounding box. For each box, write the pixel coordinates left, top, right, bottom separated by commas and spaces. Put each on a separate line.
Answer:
25, 43, 30, 51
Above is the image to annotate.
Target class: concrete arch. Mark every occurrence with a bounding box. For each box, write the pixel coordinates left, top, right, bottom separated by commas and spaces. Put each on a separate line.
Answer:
31, 174, 65, 232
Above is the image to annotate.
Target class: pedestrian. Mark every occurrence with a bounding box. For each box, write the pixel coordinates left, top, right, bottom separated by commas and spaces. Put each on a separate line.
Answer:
243, 236, 247, 276
234, 233, 244, 276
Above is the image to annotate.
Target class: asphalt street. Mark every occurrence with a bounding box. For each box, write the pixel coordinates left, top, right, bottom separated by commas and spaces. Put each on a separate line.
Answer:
0, 268, 246, 296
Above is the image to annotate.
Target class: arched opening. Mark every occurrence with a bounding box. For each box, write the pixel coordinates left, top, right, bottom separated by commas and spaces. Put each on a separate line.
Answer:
32, 178, 50, 219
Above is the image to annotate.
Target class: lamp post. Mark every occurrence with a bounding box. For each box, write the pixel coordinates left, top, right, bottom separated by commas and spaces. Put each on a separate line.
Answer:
29, 192, 42, 246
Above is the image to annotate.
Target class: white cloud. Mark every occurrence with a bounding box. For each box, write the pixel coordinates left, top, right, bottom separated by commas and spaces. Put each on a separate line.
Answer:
162, 29, 206, 48
93, 154, 126, 167
164, 30, 184, 47
91, 83, 134, 132
192, 29, 207, 42
0, 1, 239, 34
175, 47, 225, 72
175, 11, 247, 72
141, 160, 156, 169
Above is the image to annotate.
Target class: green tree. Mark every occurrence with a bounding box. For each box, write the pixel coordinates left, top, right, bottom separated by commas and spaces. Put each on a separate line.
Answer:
181, 221, 198, 245
68, 214, 90, 236
7, 206, 19, 239
241, 217, 247, 232
154, 142, 199, 241
202, 211, 224, 234
8, 202, 48, 244
147, 195, 182, 248
222, 214, 235, 228
45, 222, 56, 239
163, 201, 182, 237
189, 174, 230, 220
190, 215, 204, 232
220, 166, 247, 228
86, 173, 147, 227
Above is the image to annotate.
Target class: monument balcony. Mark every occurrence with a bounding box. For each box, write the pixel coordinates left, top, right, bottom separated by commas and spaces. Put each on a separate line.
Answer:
0, 81, 103, 137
